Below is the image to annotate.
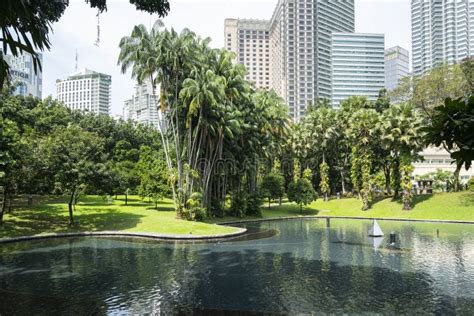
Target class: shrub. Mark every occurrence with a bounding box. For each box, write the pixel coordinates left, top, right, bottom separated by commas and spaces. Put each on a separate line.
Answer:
468, 178, 474, 191
287, 178, 317, 213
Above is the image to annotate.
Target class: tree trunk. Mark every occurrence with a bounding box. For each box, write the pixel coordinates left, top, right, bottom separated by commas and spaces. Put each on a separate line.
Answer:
125, 193, 128, 206
68, 191, 75, 225
453, 163, 462, 192
340, 171, 346, 196
384, 166, 392, 195
392, 158, 401, 199
300, 204, 303, 214
7, 192, 12, 213
402, 190, 412, 211
362, 193, 370, 211
0, 188, 7, 225
268, 198, 271, 209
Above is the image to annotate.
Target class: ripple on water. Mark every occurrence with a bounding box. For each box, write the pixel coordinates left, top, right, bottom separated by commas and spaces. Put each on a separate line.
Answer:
0, 219, 473, 315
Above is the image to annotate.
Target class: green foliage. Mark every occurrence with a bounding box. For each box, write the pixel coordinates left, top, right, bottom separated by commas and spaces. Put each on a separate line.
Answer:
261, 172, 285, 207
287, 178, 317, 213
348, 108, 379, 211
302, 168, 312, 181
390, 63, 470, 112
417, 169, 455, 192
118, 21, 289, 220
37, 125, 107, 224
319, 162, 330, 201
184, 192, 207, 221
400, 161, 414, 211
425, 97, 474, 170
468, 178, 474, 191
380, 103, 425, 198
136, 146, 169, 209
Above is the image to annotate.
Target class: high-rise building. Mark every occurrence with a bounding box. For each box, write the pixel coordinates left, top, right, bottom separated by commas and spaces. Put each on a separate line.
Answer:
331, 33, 385, 107
411, 0, 474, 76
56, 68, 111, 116
225, 0, 355, 120
3, 51, 42, 98
385, 46, 410, 91
224, 19, 271, 90
123, 82, 160, 129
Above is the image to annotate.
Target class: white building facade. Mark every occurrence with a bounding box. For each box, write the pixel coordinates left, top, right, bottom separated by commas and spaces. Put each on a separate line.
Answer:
123, 82, 160, 129
411, 0, 474, 75
56, 69, 111, 116
3, 52, 42, 98
225, 0, 355, 120
413, 147, 474, 183
385, 46, 410, 91
331, 33, 385, 107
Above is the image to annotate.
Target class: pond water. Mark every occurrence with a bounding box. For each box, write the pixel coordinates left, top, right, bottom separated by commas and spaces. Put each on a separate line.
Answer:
1, 219, 473, 315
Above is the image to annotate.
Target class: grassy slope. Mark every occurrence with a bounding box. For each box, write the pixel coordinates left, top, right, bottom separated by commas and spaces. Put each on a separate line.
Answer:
0, 196, 238, 238
264, 191, 474, 222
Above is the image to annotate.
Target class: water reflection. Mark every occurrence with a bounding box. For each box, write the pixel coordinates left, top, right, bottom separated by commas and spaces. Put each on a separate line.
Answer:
0, 219, 473, 315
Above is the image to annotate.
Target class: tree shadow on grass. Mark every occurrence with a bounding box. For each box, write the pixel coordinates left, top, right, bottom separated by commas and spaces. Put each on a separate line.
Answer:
144, 205, 176, 212
374, 194, 434, 210
411, 194, 434, 208
0, 209, 145, 238
267, 203, 320, 217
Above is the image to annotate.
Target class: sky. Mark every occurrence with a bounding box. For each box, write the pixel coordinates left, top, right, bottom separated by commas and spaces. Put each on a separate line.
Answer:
42, 0, 411, 116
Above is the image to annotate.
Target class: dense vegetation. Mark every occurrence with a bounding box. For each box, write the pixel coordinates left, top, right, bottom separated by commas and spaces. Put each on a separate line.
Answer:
1, 20, 473, 231
0, 93, 165, 224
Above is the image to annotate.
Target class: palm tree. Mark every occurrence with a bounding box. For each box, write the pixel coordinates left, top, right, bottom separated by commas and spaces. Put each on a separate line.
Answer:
117, 21, 180, 211
348, 108, 380, 211
303, 106, 338, 200
380, 103, 425, 209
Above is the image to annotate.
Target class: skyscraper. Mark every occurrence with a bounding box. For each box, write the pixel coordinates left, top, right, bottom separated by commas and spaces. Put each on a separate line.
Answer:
56, 68, 111, 116
3, 51, 42, 98
225, 0, 355, 120
385, 46, 410, 91
331, 33, 386, 107
123, 82, 160, 129
224, 19, 271, 90
411, 0, 474, 75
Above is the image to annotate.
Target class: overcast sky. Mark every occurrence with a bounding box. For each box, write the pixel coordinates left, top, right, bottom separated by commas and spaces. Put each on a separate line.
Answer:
43, 0, 411, 116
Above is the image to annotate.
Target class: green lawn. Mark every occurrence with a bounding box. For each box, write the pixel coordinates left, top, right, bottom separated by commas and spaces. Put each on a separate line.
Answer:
0, 195, 239, 239
2, 192, 473, 240
261, 191, 474, 222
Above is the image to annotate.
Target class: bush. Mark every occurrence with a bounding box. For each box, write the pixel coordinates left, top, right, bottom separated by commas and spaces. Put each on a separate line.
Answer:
245, 192, 263, 217
228, 192, 247, 218
468, 178, 474, 191
287, 178, 317, 213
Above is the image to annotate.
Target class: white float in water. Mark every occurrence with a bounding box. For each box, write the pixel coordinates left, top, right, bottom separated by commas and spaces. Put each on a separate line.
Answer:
368, 219, 384, 237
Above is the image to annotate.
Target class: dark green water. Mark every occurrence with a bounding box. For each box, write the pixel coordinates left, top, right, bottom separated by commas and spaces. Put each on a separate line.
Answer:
0, 219, 473, 315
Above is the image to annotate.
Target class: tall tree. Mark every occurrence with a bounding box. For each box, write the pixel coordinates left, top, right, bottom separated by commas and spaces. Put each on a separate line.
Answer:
380, 103, 425, 200
348, 109, 380, 211
425, 97, 474, 189
37, 125, 107, 225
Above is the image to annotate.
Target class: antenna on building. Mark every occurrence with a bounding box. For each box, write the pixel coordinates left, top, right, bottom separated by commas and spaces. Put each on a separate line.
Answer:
75, 49, 78, 71
95, 10, 100, 47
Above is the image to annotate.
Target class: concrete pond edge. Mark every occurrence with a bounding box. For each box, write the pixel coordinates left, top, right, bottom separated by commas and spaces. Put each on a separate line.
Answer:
0, 227, 247, 244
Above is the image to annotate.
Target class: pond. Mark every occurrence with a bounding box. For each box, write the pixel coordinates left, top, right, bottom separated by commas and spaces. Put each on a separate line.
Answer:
1, 219, 473, 315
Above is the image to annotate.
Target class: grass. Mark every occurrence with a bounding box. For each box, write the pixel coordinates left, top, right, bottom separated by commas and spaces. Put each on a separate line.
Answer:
0, 195, 239, 239
261, 191, 474, 222
2, 191, 473, 240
